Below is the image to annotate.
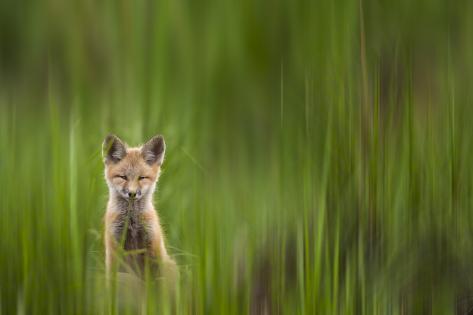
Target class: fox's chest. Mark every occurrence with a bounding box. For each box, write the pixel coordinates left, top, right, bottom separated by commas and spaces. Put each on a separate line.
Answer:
113, 214, 149, 251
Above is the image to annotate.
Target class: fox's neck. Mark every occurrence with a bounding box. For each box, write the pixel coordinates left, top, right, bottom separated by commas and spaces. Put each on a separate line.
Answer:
109, 190, 153, 213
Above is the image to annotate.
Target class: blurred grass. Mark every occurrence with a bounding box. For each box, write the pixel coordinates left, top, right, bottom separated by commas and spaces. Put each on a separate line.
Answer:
2, 0, 473, 314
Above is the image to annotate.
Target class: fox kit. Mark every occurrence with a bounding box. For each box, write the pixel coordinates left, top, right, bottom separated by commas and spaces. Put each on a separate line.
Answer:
102, 134, 177, 282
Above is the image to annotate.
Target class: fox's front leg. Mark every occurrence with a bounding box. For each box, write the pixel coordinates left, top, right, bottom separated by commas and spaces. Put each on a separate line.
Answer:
105, 229, 117, 280
143, 211, 178, 283
104, 211, 119, 279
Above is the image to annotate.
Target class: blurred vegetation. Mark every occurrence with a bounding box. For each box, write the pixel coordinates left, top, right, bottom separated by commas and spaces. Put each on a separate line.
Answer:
2, 0, 473, 314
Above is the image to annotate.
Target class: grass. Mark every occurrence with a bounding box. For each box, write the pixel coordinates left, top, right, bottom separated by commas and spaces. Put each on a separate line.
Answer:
2, 0, 473, 314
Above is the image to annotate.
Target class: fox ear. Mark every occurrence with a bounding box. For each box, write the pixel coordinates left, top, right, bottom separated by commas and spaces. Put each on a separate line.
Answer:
141, 135, 165, 166
102, 134, 127, 164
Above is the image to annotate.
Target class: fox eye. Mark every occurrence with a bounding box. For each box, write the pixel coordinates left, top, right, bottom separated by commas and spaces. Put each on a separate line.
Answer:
117, 175, 127, 180
138, 176, 147, 180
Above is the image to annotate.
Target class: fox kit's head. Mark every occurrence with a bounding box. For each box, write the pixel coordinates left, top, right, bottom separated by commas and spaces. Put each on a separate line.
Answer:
102, 134, 165, 201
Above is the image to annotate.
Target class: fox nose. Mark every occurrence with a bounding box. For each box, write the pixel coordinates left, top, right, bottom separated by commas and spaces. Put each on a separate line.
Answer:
128, 191, 136, 198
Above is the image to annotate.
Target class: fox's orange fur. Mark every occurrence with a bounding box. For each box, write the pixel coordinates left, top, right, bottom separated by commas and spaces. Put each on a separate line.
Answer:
102, 134, 177, 282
